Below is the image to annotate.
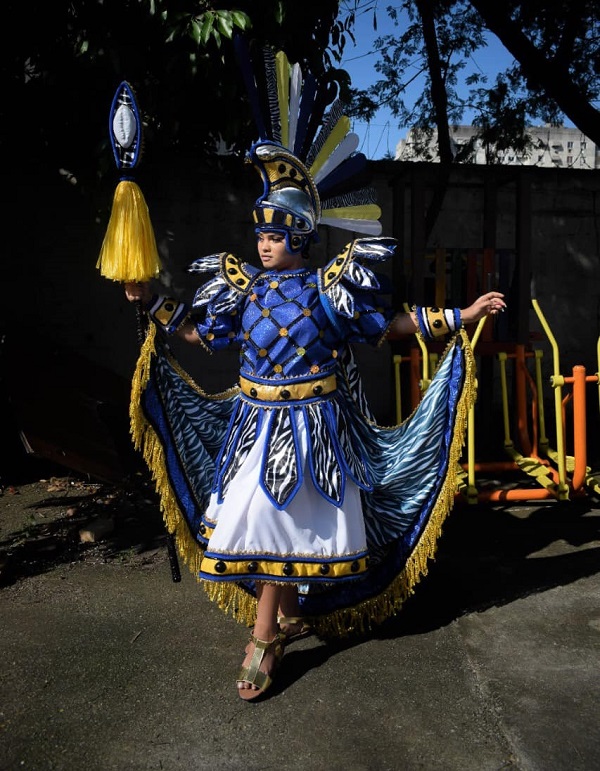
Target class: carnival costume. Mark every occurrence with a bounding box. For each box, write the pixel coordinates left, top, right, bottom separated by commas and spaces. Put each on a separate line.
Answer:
117, 45, 476, 637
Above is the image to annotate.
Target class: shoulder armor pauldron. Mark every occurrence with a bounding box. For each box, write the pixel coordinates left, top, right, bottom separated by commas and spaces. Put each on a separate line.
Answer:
319, 243, 355, 292
319, 237, 397, 293
219, 253, 260, 294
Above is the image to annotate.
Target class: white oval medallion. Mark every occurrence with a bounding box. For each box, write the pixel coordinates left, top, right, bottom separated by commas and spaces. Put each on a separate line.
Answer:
112, 104, 137, 149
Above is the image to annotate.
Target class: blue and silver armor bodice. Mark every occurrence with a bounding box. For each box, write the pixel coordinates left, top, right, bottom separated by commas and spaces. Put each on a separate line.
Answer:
186, 238, 397, 510
191, 239, 396, 382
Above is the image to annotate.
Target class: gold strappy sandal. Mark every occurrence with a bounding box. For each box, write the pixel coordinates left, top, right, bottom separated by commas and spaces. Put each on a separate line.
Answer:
277, 616, 313, 644
237, 632, 284, 701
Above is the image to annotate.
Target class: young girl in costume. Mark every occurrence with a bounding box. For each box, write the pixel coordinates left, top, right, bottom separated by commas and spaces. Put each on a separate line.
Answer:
122, 49, 505, 701
125, 149, 504, 700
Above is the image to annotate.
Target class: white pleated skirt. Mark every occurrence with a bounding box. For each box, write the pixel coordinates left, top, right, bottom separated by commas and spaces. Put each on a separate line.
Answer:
200, 409, 368, 579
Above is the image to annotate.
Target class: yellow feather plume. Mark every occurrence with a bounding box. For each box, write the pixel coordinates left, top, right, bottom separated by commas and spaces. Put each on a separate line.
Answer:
96, 179, 161, 282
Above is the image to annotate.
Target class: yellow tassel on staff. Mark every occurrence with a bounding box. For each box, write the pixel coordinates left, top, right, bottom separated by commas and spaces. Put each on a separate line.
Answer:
96, 178, 161, 282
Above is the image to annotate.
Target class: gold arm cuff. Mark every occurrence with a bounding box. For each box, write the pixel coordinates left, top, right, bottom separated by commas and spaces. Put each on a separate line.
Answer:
426, 307, 450, 336
239, 374, 337, 402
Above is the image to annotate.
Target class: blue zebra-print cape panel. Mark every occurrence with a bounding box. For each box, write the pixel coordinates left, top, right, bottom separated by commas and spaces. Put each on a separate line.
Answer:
139, 332, 471, 622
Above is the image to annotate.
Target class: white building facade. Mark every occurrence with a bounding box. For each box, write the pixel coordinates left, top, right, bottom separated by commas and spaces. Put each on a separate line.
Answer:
395, 125, 598, 169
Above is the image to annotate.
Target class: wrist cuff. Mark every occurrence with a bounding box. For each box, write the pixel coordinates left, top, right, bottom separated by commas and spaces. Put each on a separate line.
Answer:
415, 306, 462, 339
147, 295, 189, 335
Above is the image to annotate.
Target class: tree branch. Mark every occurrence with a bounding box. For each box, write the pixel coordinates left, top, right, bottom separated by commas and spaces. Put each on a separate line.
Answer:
468, 0, 600, 144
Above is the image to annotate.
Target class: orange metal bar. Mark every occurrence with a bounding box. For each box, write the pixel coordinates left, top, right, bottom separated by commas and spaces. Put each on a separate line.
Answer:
477, 488, 557, 503
570, 365, 588, 491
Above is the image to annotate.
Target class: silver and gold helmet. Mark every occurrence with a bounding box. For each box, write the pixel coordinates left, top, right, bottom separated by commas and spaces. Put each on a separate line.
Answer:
248, 141, 321, 254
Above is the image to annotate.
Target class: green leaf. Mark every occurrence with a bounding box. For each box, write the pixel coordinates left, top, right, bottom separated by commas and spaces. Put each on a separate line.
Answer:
274, 1, 284, 24
199, 12, 214, 45
190, 20, 202, 44
231, 11, 250, 31
216, 11, 233, 39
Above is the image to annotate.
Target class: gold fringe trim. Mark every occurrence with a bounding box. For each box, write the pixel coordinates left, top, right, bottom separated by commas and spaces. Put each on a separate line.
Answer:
129, 325, 205, 577
202, 581, 257, 627
129, 325, 255, 623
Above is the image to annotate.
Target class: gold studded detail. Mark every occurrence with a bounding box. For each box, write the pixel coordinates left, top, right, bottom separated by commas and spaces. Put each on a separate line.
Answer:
219, 253, 253, 292
320, 245, 354, 290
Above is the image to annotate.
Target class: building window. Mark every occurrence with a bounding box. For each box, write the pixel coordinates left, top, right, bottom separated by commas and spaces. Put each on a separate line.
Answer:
581, 141, 587, 150
567, 141, 574, 149
567, 156, 573, 165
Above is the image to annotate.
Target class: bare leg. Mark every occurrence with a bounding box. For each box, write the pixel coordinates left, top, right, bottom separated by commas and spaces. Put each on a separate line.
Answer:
277, 584, 311, 640
277, 584, 301, 619
238, 583, 282, 694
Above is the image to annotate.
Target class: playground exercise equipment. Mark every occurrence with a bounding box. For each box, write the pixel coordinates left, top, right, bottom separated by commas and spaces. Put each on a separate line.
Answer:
393, 295, 600, 504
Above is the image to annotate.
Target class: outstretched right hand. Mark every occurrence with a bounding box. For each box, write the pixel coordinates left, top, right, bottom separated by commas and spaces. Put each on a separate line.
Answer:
124, 282, 152, 304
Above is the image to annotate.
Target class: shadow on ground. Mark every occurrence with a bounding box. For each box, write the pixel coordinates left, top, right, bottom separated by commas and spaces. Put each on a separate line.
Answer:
379, 498, 600, 638
2, 461, 599, 642
0, 466, 167, 588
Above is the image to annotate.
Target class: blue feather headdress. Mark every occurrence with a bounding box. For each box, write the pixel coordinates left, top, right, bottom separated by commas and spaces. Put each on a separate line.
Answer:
234, 39, 382, 253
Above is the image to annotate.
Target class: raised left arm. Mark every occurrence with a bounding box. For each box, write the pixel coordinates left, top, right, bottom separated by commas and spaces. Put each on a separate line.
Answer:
389, 291, 506, 338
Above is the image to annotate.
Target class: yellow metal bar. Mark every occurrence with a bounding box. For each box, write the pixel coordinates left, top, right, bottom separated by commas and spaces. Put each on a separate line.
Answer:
531, 298, 569, 499
497, 352, 513, 448
403, 301, 430, 384
470, 316, 487, 351
429, 352, 439, 378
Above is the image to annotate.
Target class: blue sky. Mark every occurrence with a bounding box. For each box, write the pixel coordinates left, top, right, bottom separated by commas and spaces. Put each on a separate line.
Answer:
340, 5, 517, 159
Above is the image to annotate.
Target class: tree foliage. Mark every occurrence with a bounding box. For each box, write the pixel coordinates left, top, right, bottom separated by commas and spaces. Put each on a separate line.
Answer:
350, 0, 600, 162
2, 0, 352, 186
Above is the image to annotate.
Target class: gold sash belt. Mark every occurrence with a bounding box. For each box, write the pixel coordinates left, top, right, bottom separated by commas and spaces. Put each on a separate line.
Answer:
239, 374, 337, 402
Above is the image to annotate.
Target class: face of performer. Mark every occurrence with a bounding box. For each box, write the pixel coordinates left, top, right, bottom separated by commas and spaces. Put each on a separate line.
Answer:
256, 231, 304, 271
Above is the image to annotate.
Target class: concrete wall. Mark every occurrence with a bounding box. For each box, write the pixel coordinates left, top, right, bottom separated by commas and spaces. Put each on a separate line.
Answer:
4, 158, 600, 434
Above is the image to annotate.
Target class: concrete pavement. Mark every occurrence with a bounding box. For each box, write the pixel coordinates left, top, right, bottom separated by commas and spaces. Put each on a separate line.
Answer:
1, 498, 599, 770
